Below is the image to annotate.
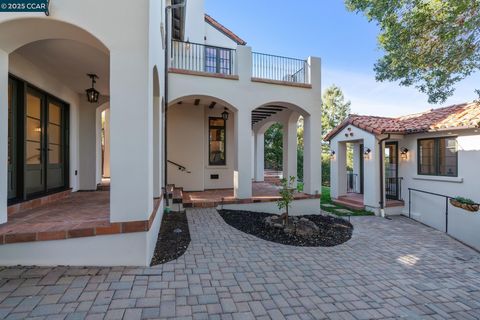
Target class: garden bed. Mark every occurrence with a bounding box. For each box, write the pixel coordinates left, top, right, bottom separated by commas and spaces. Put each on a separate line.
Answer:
151, 211, 191, 266
218, 209, 353, 247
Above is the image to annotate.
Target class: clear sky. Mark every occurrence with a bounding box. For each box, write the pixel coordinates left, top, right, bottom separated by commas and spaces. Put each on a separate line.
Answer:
205, 0, 479, 117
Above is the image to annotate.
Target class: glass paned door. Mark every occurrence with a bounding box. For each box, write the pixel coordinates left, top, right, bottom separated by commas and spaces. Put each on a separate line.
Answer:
47, 100, 65, 190
204, 46, 232, 75
8, 79, 17, 200
25, 89, 45, 196
385, 142, 399, 200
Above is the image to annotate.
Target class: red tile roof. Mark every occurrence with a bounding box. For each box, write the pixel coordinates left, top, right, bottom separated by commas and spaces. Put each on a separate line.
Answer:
205, 14, 247, 45
324, 102, 480, 141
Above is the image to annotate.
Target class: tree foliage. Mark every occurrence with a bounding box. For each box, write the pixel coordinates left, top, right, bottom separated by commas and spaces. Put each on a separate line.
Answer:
322, 85, 351, 143
345, 0, 480, 103
264, 123, 283, 171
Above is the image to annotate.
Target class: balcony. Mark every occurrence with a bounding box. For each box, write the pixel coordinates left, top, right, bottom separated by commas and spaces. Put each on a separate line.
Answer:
170, 40, 311, 87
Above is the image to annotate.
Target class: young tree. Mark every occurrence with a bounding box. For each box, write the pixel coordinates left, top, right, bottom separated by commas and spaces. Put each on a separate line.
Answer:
322, 85, 351, 145
345, 0, 480, 103
277, 176, 296, 225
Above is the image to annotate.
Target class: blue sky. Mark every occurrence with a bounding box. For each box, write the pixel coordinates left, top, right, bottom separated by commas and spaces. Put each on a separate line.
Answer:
205, 0, 479, 117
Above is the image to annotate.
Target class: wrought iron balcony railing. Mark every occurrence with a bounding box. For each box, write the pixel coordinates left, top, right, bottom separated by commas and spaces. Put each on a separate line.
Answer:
252, 52, 309, 84
171, 40, 237, 75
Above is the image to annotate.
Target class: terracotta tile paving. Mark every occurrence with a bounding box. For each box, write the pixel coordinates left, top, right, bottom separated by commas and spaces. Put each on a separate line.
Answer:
0, 192, 110, 236
183, 182, 319, 208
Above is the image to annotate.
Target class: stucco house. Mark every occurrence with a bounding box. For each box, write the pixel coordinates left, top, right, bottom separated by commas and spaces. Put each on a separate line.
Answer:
325, 102, 480, 250
0, 0, 322, 266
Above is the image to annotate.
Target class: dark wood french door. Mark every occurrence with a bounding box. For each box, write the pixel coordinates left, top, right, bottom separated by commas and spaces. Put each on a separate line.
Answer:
8, 75, 69, 203
385, 142, 399, 200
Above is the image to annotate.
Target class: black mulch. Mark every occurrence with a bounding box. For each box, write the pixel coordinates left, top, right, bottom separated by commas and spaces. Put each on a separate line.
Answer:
151, 211, 191, 266
218, 209, 353, 247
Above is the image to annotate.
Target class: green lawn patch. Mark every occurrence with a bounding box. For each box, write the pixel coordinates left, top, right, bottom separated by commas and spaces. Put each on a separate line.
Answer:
320, 186, 374, 217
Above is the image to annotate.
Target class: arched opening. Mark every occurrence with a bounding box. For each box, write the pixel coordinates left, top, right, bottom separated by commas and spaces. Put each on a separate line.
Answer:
0, 17, 112, 228
167, 95, 237, 192
251, 103, 306, 190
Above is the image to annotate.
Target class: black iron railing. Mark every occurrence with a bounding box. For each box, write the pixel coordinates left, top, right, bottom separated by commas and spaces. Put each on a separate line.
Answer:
408, 188, 479, 233
168, 160, 191, 173
252, 52, 309, 84
386, 177, 403, 201
347, 173, 359, 193
171, 40, 236, 75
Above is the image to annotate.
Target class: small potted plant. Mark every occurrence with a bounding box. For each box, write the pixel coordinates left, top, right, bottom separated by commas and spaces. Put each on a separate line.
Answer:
450, 197, 479, 213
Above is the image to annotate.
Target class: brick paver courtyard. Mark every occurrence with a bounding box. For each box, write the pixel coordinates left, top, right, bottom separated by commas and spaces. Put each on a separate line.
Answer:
1, 208, 480, 319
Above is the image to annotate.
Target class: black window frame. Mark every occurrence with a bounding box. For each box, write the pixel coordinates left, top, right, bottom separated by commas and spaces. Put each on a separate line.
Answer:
204, 46, 233, 75
417, 137, 458, 177
208, 117, 226, 166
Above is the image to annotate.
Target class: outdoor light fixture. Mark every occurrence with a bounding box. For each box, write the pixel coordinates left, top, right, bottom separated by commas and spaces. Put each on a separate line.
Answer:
330, 150, 336, 160
221, 108, 229, 121
364, 148, 372, 159
400, 148, 409, 160
86, 74, 100, 103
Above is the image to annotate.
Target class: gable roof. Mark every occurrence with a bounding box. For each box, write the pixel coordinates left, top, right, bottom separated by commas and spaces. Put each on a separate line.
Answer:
204, 14, 247, 46
324, 102, 480, 141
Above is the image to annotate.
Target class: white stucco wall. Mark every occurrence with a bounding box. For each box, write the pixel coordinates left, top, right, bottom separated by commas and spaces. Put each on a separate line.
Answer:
398, 129, 480, 250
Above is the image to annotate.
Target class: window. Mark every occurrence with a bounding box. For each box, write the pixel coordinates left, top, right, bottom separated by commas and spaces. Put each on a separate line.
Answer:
209, 117, 226, 166
205, 46, 232, 74
418, 137, 458, 177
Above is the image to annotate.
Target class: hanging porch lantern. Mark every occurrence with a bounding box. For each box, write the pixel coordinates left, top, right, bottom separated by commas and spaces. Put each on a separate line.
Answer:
86, 74, 100, 103
221, 108, 229, 121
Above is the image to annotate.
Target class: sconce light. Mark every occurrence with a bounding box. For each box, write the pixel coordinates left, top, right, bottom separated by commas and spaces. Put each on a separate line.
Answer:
185, 38, 191, 50
364, 148, 371, 159
400, 148, 409, 160
221, 108, 229, 121
330, 150, 336, 160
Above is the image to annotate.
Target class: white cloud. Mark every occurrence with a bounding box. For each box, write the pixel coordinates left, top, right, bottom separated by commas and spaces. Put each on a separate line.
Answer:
322, 67, 479, 117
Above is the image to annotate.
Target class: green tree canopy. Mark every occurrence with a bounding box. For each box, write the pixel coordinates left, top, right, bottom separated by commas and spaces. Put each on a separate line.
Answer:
322, 84, 351, 139
346, 0, 480, 103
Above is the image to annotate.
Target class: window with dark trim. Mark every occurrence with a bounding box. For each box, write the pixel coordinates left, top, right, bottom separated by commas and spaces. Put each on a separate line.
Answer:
204, 46, 232, 75
418, 137, 458, 177
209, 117, 226, 166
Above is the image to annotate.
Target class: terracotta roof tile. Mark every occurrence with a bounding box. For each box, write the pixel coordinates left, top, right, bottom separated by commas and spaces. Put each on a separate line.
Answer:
324, 102, 480, 141
205, 14, 247, 45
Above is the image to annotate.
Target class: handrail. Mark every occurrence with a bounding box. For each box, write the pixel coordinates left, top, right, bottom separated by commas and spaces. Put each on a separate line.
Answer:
408, 188, 479, 233
168, 160, 191, 173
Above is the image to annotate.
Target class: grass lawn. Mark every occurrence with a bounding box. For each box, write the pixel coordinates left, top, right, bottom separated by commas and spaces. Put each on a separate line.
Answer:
321, 186, 374, 217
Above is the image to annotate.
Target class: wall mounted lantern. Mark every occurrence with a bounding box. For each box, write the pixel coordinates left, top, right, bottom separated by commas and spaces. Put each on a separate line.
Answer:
221, 108, 229, 121
86, 74, 100, 103
400, 148, 409, 160
364, 148, 372, 159
330, 150, 336, 160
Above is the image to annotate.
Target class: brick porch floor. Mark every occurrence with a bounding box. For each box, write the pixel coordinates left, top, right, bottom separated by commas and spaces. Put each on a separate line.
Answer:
183, 182, 319, 208
0, 192, 163, 245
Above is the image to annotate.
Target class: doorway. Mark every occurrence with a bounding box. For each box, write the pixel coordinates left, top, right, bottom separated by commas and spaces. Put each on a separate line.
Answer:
8, 75, 69, 203
385, 142, 399, 200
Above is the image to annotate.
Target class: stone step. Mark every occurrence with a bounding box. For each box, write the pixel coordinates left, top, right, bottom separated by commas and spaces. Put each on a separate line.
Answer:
333, 198, 365, 211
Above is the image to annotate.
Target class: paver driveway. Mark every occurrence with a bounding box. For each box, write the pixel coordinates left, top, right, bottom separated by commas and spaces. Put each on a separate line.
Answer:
1, 208, 480, 320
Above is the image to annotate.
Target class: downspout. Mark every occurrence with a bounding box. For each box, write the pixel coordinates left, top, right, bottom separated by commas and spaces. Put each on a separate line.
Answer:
378, 133, 391, 218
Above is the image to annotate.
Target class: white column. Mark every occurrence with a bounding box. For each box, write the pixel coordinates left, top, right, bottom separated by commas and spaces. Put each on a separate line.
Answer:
110, 54, 151, 222
303, 113, 322, 195
234, 110, 252, 199
0, 50, 8, 224
282, 113, 299, 187
330, 140, 347, 199
254, 132, 265, 182
103, 109, 111, 178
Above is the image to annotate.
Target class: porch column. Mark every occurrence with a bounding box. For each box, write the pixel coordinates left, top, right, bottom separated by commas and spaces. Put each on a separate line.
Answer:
110, 54, 152, 222
0, 50, 8, 224
234, 109, 252, 199
303, 113, 322, 195
283, 113, 299, 187
103, 109, 111, 178
330, 141, 347, 199
254, 131, 264, 182
362, 135, 381, 215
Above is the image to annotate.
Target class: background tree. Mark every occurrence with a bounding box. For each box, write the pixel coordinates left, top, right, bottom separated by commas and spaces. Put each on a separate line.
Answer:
321, 85, 352, 186
345, 0, 480, 104
264, 123, 283, 171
